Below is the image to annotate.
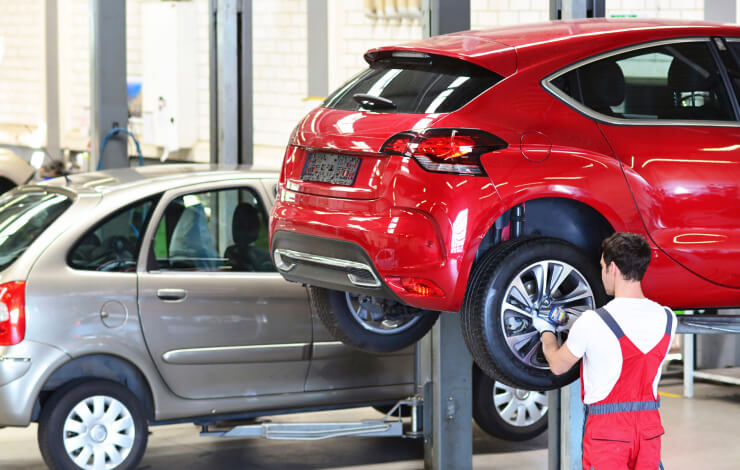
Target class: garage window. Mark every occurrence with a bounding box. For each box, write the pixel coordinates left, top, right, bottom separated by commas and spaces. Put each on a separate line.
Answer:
550, 41, 735, 121
151, 187, 273, 272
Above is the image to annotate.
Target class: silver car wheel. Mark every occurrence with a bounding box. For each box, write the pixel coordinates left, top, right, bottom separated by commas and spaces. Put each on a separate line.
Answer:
500, 260, 594, 369
345, 293, 422, 335
62, 395, 136, 470
493, 381, 548, 427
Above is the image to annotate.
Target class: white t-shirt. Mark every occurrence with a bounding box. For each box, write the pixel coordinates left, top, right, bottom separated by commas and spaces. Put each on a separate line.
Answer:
566, 297, 676, 404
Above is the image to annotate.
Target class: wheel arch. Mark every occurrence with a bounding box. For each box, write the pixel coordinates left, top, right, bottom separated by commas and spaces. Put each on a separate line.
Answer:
475, 196, 616, 266
34, 354, 155, 421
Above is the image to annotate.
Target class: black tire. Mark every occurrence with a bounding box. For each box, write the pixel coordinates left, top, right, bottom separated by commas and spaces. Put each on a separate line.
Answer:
461, 237, 607, 391
309, 287, 439, 353
38, 380, 148, 470
473, 368, 548, 441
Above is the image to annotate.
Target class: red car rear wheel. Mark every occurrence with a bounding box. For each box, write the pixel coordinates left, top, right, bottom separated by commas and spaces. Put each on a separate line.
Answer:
309, 287, 439, 353
462, 237, 607, 390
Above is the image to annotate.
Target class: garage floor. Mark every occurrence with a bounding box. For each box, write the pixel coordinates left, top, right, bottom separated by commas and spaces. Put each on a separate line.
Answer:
0, 379, 737, 469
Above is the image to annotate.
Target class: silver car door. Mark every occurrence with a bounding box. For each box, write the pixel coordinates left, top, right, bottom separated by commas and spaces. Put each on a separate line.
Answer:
306, 308, 414, 392
136, 181, 312, 399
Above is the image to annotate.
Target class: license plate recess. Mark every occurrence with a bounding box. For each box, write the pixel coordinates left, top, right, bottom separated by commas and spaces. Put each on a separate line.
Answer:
301, 153, 361, 186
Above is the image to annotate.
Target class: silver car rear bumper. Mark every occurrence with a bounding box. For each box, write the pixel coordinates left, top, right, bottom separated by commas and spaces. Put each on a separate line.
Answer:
0, 341, 69, 426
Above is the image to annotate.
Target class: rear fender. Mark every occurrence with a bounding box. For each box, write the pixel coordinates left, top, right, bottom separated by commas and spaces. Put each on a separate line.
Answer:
36, 354, 155, 421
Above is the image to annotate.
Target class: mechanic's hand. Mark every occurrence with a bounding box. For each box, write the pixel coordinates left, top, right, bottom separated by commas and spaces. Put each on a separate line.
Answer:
534, 306, 571, 336
532, 313, 557, 336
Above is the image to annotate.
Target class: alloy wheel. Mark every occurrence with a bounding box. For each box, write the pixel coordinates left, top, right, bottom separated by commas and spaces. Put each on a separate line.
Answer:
500, 260, 594, 369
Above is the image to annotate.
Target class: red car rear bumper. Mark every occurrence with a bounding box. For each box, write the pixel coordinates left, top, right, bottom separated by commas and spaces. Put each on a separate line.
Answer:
270, 157, 503, 312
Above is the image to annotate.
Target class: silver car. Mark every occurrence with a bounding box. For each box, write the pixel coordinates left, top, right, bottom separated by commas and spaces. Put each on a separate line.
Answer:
0, 165, 547, 470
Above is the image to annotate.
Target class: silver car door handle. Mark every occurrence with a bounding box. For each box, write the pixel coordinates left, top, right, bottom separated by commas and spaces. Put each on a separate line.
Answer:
157, 289, 187, 301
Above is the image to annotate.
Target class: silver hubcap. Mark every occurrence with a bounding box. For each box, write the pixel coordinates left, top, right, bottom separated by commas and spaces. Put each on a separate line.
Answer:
346, 293, 421, 335
500, 260, 594, 369
63, 395, 135, 470
493, 381, 548, 427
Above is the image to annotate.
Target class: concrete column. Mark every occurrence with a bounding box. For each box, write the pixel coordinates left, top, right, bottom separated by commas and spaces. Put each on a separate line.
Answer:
211, 0, 250, 165
550, 0, 605, 20
705, 0, 737, 23
239, 0, 252, 165
45, 0, 60, 163
422, 0, 470, 37
308, 0, 328, 99
90, 0, 128, 170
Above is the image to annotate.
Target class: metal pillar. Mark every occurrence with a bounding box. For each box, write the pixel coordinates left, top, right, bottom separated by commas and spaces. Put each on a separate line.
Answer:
90, 0, 128, 170
417, 4, 472, 468
45, 0, 60, 163
422, 0, 470, 37
307, 0, 329, 99
549, 0, 605, 20
548, 380, 583, 470
210, 0, 251, 165
705, 0, 737, 23
239, 0, 252, 165
418, 313, 473, 470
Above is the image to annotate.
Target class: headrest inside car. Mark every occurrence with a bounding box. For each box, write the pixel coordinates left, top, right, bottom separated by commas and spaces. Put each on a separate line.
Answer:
232, 203, 261, 247
579, 60, 626, 112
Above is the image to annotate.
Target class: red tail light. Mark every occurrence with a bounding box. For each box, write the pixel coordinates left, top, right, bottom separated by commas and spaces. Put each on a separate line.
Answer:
380, 128, 507, 176
0, 281, 25, 346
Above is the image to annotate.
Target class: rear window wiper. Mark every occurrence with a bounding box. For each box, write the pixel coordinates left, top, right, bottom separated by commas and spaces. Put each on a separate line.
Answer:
353, 93, 396, 110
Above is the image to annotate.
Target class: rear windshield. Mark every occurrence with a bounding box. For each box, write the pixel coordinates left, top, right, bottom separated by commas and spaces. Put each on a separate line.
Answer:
323, 54, 502, 114
0, 191, 71, 271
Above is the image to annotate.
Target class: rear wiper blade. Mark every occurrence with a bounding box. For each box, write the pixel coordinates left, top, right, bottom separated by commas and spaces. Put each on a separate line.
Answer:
353, 93, 396, 110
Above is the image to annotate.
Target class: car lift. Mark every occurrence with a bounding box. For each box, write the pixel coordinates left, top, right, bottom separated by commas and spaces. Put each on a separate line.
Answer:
199, 312, 740, 470
200, 312, 473, 469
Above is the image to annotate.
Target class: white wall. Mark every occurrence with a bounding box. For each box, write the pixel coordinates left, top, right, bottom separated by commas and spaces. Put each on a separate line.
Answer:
471, 0, 550, 28
252, 0, 310, 166
0, 1, 45, 147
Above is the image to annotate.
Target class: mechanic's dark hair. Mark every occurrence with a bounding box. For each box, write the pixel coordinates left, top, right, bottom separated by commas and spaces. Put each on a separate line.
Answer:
601, 232, 651, 281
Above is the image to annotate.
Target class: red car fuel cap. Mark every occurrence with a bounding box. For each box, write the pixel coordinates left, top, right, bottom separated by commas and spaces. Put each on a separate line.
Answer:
520, 131, 552, 162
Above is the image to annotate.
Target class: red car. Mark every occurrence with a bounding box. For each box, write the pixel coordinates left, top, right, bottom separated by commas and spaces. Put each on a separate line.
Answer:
270, 19, 740, 390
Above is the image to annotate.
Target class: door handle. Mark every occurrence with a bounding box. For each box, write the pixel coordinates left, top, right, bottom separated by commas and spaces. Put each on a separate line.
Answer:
157, 289, 187, 301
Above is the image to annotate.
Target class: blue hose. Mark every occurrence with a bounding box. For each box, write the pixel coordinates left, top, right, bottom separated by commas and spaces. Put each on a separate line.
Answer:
97, 127, 144, 170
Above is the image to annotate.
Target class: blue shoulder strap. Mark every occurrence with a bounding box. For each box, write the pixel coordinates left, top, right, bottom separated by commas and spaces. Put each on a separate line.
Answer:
664, 307, 673, 335
595, 307, 625, 339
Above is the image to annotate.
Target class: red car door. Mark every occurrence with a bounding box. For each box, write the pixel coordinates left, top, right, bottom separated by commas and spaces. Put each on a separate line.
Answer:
602, 124, 740, 288
591, 40, 740, 288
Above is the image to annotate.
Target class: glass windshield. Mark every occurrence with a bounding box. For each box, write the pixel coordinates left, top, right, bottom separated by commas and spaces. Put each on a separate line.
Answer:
0, 191, 71, 271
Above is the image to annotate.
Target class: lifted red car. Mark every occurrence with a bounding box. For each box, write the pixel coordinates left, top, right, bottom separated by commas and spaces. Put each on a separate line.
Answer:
270, 19, 740, 390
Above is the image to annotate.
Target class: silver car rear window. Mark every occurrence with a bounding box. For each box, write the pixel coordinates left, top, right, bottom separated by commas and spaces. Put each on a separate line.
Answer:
0, 191, 71, 270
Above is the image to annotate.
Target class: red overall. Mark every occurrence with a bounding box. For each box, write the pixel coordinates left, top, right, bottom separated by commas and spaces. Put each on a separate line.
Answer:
581, 307, 673, 470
